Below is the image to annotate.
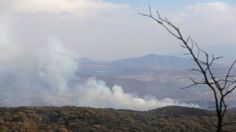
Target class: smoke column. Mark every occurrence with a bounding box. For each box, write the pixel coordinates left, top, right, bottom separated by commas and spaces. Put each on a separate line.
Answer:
0, 34, 199, 110
0, 6, 199, 110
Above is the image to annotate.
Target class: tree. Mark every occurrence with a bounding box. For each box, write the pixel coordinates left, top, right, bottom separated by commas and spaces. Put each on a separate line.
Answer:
140, 7, 236, 132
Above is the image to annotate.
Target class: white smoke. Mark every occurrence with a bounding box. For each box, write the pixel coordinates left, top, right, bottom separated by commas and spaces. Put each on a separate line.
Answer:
0, 33, 199, 110
76, 79, 198, 110
39, 38, 79, 92
0, 18, 12, 58
0, 7, 199, 110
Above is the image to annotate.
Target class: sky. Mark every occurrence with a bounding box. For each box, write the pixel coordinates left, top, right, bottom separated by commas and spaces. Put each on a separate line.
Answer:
0, 0, 235, 109
0, 0, 236, 61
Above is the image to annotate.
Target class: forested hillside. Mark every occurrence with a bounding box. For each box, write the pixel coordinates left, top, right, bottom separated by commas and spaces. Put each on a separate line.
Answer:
0, 106, 236, 132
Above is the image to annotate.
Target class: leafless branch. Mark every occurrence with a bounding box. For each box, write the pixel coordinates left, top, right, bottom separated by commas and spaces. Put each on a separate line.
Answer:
141, 6, 236, 132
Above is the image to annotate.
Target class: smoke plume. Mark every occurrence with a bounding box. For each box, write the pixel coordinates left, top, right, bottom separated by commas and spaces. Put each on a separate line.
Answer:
0, 7, 199, 110
0, 34, 199, 110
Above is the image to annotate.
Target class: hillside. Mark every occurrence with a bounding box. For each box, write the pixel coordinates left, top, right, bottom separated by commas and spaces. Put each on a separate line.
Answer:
0, 106, 236, 132
78, 54, 235, 107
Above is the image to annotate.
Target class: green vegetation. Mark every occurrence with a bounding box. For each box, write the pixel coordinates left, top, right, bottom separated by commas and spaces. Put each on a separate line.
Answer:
0, 106, 235, 132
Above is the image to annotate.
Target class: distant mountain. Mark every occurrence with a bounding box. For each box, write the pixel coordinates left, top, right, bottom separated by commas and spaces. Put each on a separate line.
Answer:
77, 54, 196, 101
79, 54, 194, 77
77, 54, 236, 107
110, 54, 193, 69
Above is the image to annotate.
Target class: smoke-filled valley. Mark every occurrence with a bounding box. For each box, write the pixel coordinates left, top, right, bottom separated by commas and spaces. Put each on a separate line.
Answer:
0, 9, 201, 110
0, 0, 236, 112
0, 37, 202, 110
1, 36, 235, 110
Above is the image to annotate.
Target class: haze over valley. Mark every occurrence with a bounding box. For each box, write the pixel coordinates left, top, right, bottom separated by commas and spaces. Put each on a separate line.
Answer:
0, 0, 235, 114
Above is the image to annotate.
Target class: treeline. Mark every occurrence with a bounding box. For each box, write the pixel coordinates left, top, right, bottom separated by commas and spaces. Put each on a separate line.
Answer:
0, 106, 236, 132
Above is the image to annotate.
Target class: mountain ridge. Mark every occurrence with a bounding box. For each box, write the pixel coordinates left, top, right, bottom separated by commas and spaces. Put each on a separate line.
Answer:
77, 53, 236, 107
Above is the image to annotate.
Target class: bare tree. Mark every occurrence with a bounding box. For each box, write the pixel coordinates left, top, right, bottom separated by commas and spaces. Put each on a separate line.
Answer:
140, 7, 236, 132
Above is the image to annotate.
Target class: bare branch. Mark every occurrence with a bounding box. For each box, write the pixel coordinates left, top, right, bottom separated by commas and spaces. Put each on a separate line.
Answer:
223, 60, 236, 89
224, 85, 236, 97
139, 9, 181, 39
141, 7, 236, 132
182, 77, 211, 89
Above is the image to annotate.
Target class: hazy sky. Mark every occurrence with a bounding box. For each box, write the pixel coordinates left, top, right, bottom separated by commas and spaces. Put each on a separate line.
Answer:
0, 0, 236, 60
